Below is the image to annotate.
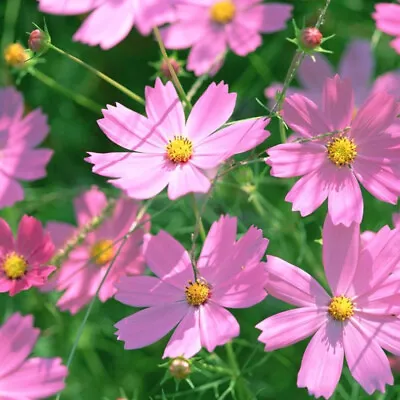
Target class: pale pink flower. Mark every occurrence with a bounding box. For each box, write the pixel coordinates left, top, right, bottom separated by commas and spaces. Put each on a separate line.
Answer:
38, 0, 175, 49
0, 87, 53, 208
114, 215, 268, 358
86, 79, 270, 200
266, 75, 400, 226
257, 215, 400, 399
43, 187, 147, 314
161, 0, 292, 75
0, 313, 67, 399
0, 216, 55, 296
266, 40, 400, 110
373, 2, 400, 55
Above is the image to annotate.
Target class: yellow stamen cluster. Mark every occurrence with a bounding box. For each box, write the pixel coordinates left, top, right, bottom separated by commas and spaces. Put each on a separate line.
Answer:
185, 280, 210, 306
166, 136, 193, 164
327, 136, 357, 167
328, 295, 354, 321
3, 252, 28, 280
4, 43, 28, 67
210, 1, 236, 24
90, 239, 115, 266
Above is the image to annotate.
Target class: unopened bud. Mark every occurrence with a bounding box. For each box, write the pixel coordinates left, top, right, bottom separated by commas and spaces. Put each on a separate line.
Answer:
160, 58, 181, 80
169, 357, 191, 380
28, 28, 51, 54
4, 43, 28, 67
301, 27, 323, 49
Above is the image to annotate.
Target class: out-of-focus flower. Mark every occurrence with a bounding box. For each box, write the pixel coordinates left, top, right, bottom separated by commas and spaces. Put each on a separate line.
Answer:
373, 2, 400, 55
43, 187, 148, 314
38, 0, 176, 50
0, 216, 55, 296
265, 39, 400, 134
257, 215, 400, 398
86, 79, 270, 200
114, 215, 268, 358
4, 43, 29, 67
266, 75, 400, 226
0, 313, 67, 398
0, 87, 53, 208
161, 0, 292, 76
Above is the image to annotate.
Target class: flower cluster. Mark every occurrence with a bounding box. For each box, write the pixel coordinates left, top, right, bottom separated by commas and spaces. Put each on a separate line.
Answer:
2, 0, 400, 398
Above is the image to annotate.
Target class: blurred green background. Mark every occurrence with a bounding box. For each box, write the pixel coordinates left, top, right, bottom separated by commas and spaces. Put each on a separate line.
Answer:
0, 0, 399, 398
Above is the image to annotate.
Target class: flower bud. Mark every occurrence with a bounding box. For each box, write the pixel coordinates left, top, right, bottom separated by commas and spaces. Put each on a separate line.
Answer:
4, 43, 29, 67
301, 27, 323, 49
168, 357, 191, 380
160, 58, 181, 80
28, 29, 50, 54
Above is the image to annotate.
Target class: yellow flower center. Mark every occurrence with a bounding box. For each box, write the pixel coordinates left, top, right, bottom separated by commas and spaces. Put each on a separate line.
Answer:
327, 136, 357, 167
328, 295, 354, 321
210, 1, 236, 24
90, 239, 115, 266
166, 136, 193, 164
4, 43, 28, 67
3, 252, 28, 280
185, 280, 210, 306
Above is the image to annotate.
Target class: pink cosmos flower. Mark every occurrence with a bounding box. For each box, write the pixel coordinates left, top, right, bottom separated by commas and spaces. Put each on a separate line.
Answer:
114, 215, 268, 358
43, 187, 147, 314
0, 87, 53, 208
38, 0, 175, 49
0, 215, 55, 296
86, 79, 270, 200
265, 39, 400, 133
257, 215, 400, 398
373, 2, 400, 55
161, 0, 293, 76
0, 313, 67, 398
266, 75, 400, 226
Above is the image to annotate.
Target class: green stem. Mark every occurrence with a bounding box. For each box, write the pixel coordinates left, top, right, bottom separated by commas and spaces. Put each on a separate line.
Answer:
153, 27, 192, 111
49, 44, 145, 106
225, 342, 252, 400
29, 69, 102, 115
191, 194, 206, 242
55, 204, 150, 400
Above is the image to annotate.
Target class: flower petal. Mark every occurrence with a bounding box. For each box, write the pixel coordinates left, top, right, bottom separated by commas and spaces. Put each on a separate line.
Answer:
322, 213, 360, 296
297, 54, 334, 92
256, 308, 326, 351
114, 276, 184, 307
199, 302, 239, 352
0, 172, 24, 208
344, 320, 393, 395
114, 302, 190, 350
226, 21, 261, 56
163, 307, 202, 359
38, 0, 100, 14
0, 218, 14, 257
266, 256, 330, 307
73, 186, 107, 226
297, 321, 344, 399
144, 231, 193, 288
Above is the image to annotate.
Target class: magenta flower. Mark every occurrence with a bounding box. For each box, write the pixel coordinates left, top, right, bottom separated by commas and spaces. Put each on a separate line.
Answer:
373, 2, 400, 55
161, 0, 292, 75
266, 75, 400, 226
38, 0, 175, 49
86, 79, 270, 200
0, 216, 55, 296
0, 313, 67, 398
257, 216, 400, 398
265, 39, 400, 133
43, 187, 148, 314
114, 215, 268, 358
0, 87, 53, 208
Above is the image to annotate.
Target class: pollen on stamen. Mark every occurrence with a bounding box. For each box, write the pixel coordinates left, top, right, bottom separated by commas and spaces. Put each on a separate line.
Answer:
166, 135, 193, 164
328, 295, 354, 321
185, 280, 211, 306
90, 239, 115, 266
210, 1, 236, 24
327, 135, 357, 167
2, 252, 28, 280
